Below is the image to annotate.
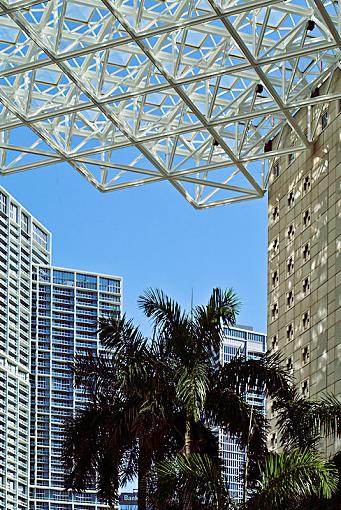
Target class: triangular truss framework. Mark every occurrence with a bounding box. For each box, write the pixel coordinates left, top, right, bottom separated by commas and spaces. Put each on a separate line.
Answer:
0, 0, 339, 208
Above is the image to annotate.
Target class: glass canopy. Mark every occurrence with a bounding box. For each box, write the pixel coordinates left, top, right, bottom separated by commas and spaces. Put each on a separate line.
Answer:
0, 0, 339, 207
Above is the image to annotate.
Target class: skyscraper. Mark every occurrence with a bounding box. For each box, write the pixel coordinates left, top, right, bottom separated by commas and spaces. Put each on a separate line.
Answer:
267, 70, 340, 454
0, 187, 51, 510
30, 266, 122, 510
0, 186, 123, 510
219, 325, 266, 502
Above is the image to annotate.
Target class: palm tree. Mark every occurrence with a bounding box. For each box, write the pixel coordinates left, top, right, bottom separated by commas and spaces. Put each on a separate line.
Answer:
63, 287, 291, 509
138, 288, 291, 509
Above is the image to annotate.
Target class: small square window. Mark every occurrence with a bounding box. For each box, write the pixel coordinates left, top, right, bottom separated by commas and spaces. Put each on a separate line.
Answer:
287, 224, 295, 242
302, 242, 310, 263
286, 323, 294, 341
321, 109, 329, 130
286, 357, 293, 374
271, 237, 279, 257
271, 270, 279, 289
287, 255, 294, 275
301, 379, 309, 398
272, 161, 280, 179
271, 335, 278, 350
288, 153, 295, 165
286, 290, 294, 309
302, 345, 310, 365
302, 276, 310, 295
272, 204, 279, 222
302, 208, 311, 228
303, 174, 311, 194
271, 303, 279, 322
302, 310, 310, 330
287, 190, 295, 208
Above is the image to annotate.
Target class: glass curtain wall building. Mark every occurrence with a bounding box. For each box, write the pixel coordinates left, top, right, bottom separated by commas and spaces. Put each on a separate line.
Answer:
0, 186, 123, 510
30, 267, 122, 510
0, 187, 51, 510
219, 326, 266, 502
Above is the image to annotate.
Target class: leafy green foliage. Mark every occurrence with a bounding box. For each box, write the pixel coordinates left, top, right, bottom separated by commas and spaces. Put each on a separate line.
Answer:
246, 449, 339, 510
152, 453, 232, 510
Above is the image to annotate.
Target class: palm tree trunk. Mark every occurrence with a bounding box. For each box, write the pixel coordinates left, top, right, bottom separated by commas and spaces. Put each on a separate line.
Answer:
138, 443, 150, 510
183, 418, 193, 510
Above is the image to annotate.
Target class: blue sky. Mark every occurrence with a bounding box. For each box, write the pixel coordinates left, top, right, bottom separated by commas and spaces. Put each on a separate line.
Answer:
2, 163, 268, 334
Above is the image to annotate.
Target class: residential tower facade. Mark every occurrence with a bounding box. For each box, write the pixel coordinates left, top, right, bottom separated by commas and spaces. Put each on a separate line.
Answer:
0, 187, 51, 510
0, 186, 123, 510
30, 267, 122, 510
219, 325, 266, 502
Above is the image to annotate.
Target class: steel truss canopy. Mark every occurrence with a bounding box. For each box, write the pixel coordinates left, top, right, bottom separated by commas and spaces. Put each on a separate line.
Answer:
0, 0, 340, 208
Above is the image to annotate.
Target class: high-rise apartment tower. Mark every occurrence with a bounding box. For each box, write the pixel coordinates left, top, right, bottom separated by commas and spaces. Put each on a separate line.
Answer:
0, 187, 51, 510
30, 266, 122, 510
219, 325, 266, 502
0, 186, 123, 510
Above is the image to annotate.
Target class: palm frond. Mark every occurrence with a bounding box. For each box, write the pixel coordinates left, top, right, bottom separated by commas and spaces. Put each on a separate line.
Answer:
176, 362, 209, 422
309, 395, 341, 439
222, 350, 291, 399
138, 289, 192, 359
99, 314, 146, 354
207, 287, 241, 327
246, 449, 339, 510
207, 386, 268, 467
274, 389, 319, 449
155, 453, 232, 509
193, 288, 240, 355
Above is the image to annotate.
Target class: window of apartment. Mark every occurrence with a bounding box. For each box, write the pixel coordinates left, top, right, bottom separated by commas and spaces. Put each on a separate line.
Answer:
38, 267, 50, 282
99, 278, 120, 293
0, 192, 7, 214
271, 269, 279, 289
271, 302, 278, 322
32, 224, 48, 250
302, 242, 311, 263
302, 310, 310, 330
302, 345, 310, 365
271, 335, 278, 351
10, 203, 18, 223
21, 213, 29, 233
303, 174, 311, 194
76, 273, 97, 289
286, 290, 294, 309
287, 224, 295, 243
286, 322, 294, 341
53, 270, 74, 287
286, 356, 293, 374
302, 208, 311, 228
302, 276, 310, 295
272, 160, 280, 179
272, 204, 279, 223
287, 190, 295, 208
301, 379, 309, 398
321, 108, 329, 130
287, 255, 294, 275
